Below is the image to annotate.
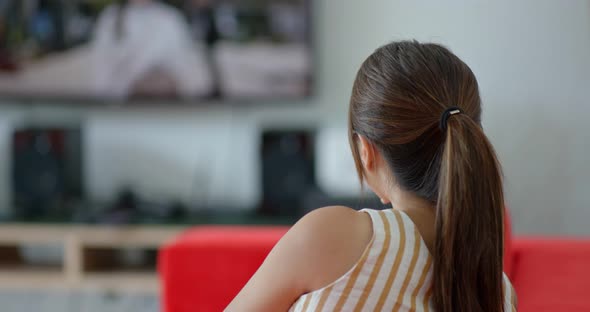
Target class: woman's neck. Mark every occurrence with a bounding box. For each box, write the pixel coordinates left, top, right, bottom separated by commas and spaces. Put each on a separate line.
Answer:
390, 188, 433, 213
390, 188, 436, 253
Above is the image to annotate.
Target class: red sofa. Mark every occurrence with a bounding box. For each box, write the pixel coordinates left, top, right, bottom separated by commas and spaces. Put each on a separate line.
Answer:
159, 220, 590, 312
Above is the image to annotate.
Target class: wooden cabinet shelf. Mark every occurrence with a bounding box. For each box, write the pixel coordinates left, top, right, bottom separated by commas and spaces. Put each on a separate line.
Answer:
0, 224, 186, 293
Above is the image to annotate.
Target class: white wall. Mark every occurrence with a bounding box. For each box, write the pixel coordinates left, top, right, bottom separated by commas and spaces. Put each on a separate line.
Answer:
381, 0, 590, 235
0, 0, 589, 235
312, 0, 590, 235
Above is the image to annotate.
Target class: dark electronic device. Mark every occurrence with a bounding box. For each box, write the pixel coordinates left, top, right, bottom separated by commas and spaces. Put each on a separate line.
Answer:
12, 127, 83, 220
259, 129, 316, 217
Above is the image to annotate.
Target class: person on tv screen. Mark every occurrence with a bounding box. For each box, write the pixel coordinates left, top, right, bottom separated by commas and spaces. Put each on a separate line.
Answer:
91, 0, 214, 100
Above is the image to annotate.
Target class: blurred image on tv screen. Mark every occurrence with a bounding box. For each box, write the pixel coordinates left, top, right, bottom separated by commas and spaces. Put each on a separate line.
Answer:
0, 0, 312, 102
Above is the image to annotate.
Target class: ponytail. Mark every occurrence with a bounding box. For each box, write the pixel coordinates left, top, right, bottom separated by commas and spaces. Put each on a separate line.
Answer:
433, 113, 505, 312
348, 40, 507, 312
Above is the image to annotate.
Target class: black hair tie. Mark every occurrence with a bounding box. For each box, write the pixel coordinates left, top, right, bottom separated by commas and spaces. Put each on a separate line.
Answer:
439, 107, 462, 131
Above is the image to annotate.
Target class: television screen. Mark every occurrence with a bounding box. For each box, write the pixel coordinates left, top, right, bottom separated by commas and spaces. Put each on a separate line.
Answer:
0, 0, 312, 103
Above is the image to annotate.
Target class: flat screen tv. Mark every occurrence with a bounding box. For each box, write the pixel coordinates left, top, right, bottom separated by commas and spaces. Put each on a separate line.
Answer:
0, 0, 312, 103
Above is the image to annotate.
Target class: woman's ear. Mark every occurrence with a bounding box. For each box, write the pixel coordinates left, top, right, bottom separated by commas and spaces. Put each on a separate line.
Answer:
357, 135, 391, 205
357, 135, 375, 172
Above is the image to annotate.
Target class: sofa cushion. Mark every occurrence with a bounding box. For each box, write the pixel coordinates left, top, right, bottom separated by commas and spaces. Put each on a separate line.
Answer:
159, 226, 289, 312
511, 238, 590, 312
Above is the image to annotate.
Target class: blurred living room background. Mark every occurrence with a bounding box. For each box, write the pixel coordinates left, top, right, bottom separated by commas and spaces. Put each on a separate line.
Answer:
0, 0, 589, 311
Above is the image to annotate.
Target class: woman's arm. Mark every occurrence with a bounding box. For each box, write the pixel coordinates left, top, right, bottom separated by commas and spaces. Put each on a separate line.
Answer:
226, 206, 372, 312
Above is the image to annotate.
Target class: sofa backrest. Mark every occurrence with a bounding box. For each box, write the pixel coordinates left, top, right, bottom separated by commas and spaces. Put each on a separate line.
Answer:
504, 210, 514, 277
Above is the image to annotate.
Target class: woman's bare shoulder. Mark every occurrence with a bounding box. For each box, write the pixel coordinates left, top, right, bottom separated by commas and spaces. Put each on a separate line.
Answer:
225, 206, 373, 311
289, 206, 374, 291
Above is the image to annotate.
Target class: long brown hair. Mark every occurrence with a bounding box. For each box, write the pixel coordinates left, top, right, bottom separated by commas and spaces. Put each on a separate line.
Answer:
348, 41, 505, 312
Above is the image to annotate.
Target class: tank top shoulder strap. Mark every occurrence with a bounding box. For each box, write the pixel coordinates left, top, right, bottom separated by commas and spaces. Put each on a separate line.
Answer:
360, 208, 406, 238
359, 208, 408, 258
359, 208, 388, 237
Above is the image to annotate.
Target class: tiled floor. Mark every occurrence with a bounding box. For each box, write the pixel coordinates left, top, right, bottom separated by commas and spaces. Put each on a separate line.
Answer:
0, 290, 158, 312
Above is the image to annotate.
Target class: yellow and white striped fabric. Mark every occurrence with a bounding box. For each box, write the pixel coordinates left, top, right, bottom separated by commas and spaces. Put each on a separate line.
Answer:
289, 208, 517, 312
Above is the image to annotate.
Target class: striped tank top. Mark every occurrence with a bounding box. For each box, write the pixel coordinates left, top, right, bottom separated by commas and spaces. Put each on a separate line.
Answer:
289, 208, 517, 312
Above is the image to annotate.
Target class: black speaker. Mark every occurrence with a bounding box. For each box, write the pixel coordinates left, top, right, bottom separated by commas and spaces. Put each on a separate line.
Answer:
12, 127, 83, 220
259, 129, 316, 217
